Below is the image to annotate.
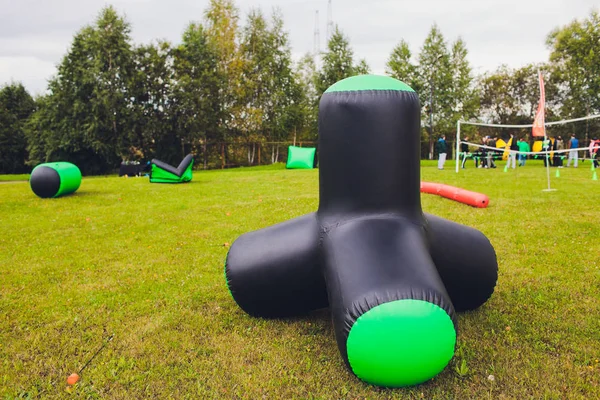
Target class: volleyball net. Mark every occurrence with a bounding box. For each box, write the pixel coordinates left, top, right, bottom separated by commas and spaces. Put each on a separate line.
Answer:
455, 114, 600, 173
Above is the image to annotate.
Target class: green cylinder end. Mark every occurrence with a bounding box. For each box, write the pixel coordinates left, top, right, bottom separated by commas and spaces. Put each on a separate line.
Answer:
346, 299, 456, 387
325, 75, 415, 94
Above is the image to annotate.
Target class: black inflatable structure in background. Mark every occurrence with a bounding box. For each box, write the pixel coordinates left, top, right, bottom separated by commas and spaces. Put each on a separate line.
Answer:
225, 75, 498, 387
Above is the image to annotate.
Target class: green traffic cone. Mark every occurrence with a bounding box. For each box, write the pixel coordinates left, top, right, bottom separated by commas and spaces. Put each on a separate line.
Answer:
593, 171, 598, 181
555, 169, 560, 178
591, 162, 595, 171
504, 164, 508, 173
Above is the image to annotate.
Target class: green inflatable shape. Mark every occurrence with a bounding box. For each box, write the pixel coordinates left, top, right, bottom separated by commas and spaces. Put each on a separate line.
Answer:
325, 74, 415, 93
346, 299, 456, 387
29, 162, 81, 198
150, 155, 194, 183
286, 146, 316, 169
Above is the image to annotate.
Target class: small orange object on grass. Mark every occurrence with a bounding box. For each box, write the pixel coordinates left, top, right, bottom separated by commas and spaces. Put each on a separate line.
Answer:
67, 373, 80, 385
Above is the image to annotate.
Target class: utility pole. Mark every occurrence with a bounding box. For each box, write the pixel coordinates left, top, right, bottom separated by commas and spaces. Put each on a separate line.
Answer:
326, 0, 334, 42
313, 10, 320, 56
429, 80, 434, 160
428, 54, 443, 160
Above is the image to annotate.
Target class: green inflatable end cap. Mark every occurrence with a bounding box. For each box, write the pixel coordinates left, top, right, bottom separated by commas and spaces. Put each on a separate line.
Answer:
346, 299, 456, 387
325, 75, 415, 93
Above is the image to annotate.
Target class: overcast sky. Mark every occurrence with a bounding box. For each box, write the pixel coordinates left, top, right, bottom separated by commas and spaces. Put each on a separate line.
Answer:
0, 0, 597, 96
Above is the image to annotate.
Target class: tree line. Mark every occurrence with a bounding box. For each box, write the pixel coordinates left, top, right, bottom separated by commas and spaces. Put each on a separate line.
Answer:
1, 1, 599, 174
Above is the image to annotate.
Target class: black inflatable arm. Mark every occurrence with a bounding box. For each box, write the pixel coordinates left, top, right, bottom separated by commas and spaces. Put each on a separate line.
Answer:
226, 212, 497, 316
151, 154, 194, 177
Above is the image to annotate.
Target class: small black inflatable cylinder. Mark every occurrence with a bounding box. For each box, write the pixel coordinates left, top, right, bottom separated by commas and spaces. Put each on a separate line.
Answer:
30, 162, 81, 198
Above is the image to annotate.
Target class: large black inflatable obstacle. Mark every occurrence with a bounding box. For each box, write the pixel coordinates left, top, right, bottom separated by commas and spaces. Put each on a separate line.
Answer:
150, 154, 194, 183
29, 162, 82, 198
225, 75, 498, 387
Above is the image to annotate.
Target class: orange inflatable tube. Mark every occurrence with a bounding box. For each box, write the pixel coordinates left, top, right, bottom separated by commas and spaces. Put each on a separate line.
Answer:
420, 182, 489, 208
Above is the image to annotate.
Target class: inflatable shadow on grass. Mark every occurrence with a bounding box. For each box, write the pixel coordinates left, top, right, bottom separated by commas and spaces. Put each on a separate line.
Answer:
225, 75, 498, 387
150, 154, 194, 183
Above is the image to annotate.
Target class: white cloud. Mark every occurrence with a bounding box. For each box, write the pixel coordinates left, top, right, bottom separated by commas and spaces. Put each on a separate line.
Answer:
0, 36, 68, 62
0, 0, 597, 94
0, 56, 56, 95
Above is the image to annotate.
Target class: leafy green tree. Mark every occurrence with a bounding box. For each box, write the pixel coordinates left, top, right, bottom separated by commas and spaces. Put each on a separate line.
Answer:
27, 6, 135, 174
172, 23, 222, 168
204, 0, 243, 144
446, 38, 480, 141
294, 53, 319, 142
354, 59, 371, 75
477, 63, 559, 136
240, 9, 303, 163
26, 28, 93, 170
387, 25, 478, 158
512, 64, 560, 120
417, 25, 454, 158
92, 7, 135, 162
547, 10, 600, 141
0, 83, 36, 173
478, 66, 521, 126
449, 39, 478, 113
386, 40, 421, 92
265, 10, 304, 140
239, 8, 271, 162
129, 41, 177, 164
24, 95, 54, 167
316, 26, 370, 98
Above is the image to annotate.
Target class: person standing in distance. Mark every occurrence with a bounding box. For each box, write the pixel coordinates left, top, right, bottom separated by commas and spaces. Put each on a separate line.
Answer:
486, 136, 498, 168
518, 137, 530, 166
590, 137, 600, 168
508, 134, 518, 169
479, 136, 489, 168
554, 135, 564, 167
460, 137, 470, 169
543, 137, 553, 167
567, 133, 579, 167
436, 135, 448, 170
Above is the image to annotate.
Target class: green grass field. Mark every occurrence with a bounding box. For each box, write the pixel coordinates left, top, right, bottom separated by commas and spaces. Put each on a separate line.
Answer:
1, 160, 599, 399
0, 174, 30, 182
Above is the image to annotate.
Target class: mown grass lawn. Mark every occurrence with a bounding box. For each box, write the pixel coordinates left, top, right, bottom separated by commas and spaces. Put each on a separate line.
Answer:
1, 160, 599, 399
0, 174, 29, 182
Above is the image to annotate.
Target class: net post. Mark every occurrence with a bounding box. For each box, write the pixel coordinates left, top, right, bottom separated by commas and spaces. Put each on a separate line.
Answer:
455, 120, 461, 173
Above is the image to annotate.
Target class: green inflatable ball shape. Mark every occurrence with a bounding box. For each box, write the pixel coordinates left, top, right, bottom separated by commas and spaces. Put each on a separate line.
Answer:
30, 162, 82, 198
